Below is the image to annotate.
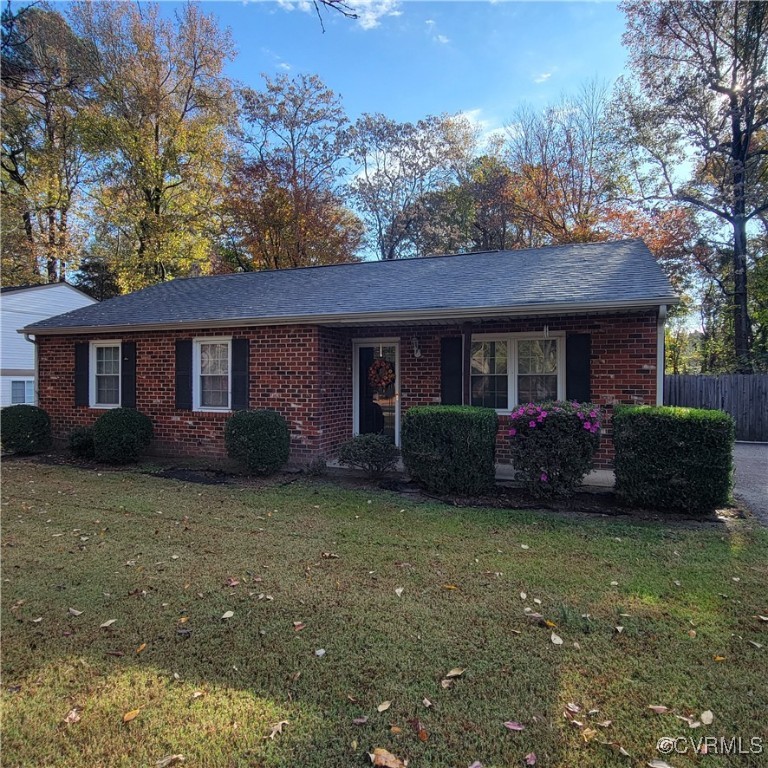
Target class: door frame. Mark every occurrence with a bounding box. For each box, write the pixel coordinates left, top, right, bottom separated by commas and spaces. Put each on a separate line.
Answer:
352, 338, 401, 446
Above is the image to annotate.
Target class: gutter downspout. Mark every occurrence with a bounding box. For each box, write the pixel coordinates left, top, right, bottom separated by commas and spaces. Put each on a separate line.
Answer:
656, 305, 666, 406
23, 333, 37, 405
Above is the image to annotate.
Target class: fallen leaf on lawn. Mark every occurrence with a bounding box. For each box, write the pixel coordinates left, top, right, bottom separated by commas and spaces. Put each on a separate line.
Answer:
520, 544, 529, 550
377, 700, 392, 712
191, 691, 204, 700
503, 721, 525, 731
610, 580, 619, 586
100, 619, 117, 628
520, 592, 527, 600
352, 716, 369, 725
445, 667, 465, 678
700, 710, 714, 725
123, 709, 141, 723
32, 617, 43, 624
68, 608, 83, 617
525, 754, 537, 766
368, 748, 405, 768
390, 726, 402, 734
544, 619, 557, 629
136, 643, 147, 655
533, 598, 542, 605
178, 617, 189, 624
221, 611, 234, 620
63, 708, 81, 724
758, 615, 768, 622
155, 756, 185, 768
565, 703, 581, 714
748, 640, 763, 648
582, 727, 598, 742
315, 649, 326, 657
422, 698, 432, 708
417, 729, 428, 742
551, 633, 563, 645
265, 720, 289, 740
293, 621, 306, 631
321, 552, 339, 559
713, 655, 726, 662
597, 720, 612, 728
469, 762, 484, 768
688, 629, 696, 638
615, 626, 624, 634
440, 678, 453, 689
225, 578, 240, 587
647, 761, 675, 768
395, 588, 404, 597
441, 584, 458, 590
648, 705, 668, 714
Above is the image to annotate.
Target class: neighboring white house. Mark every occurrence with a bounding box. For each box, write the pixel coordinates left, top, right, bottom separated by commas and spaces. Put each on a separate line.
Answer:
1, 284, 97, 407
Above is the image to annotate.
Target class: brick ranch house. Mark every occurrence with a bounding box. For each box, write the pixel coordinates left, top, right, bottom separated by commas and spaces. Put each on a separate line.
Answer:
22, 240, 677, 469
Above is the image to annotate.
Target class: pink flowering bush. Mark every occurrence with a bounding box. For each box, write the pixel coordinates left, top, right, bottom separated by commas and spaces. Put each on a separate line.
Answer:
508, 401, 602, 497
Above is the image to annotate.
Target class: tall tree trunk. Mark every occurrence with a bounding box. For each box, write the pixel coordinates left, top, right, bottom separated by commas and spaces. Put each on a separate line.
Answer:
731, 215, 751, 371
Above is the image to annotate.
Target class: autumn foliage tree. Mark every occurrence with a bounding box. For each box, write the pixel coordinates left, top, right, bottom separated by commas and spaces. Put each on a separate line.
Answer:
223, 74, 361, 270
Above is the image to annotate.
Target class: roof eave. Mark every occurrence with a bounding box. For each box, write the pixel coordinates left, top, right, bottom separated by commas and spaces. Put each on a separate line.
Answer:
20, 296, 678, 336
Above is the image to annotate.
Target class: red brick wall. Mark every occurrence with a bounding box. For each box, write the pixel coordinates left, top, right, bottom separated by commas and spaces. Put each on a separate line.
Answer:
36, 310, 659, 469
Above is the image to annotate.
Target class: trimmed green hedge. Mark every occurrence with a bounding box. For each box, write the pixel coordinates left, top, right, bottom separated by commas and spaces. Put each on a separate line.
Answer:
92, 408, 154, 464
613, 405, 734, 512
401, 406, 498, 495
225, 409, 290, 475
1, 405, 52, 454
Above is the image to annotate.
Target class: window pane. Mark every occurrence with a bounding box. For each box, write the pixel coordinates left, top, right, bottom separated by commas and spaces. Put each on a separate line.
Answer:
201, 343, 228, 375
96, 375, 120, 405
518, 374, 558, 403
25, 381, 34, 402
518, 339, 558, 374
470, 340, 508, 409
11, 381, 26, 404
201, 375, 229, 408
96, 346, 120, 376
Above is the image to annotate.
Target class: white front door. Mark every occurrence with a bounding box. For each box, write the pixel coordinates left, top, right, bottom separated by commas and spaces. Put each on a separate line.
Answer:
353, 340, 400, 446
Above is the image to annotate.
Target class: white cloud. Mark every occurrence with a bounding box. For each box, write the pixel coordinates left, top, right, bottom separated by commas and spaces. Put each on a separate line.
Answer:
434, 33, 450, 44
278, 62, 292, 71
533, 72, 553, 84
425, 18, 435, 27
354, 0, 401, 30
457, 108, 507, 149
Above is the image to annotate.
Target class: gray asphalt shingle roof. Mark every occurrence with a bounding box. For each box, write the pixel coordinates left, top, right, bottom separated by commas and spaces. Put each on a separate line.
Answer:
23, 240, 676, 334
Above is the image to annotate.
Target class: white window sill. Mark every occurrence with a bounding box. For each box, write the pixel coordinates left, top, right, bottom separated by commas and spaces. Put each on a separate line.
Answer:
193, 408, 231, 414
89, 403, 120, 409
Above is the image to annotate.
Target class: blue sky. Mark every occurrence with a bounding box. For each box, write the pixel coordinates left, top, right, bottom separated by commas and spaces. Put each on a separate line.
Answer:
199, 0, 629, 132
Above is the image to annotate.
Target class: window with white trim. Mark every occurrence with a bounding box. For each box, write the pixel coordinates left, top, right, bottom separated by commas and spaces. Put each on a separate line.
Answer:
11, 380, 34, 404
193, 338, 231, 410
470, 335, 563, 411
90, 342, 121, 407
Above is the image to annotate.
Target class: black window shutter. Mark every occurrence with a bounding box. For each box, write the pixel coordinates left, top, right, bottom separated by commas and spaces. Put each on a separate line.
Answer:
121, 341, 137, 408
231, 338, 250, 411
440, 337, 463, 405
74, 342, 89, 406
175, 340, 193, 410
565, 334, 591, 402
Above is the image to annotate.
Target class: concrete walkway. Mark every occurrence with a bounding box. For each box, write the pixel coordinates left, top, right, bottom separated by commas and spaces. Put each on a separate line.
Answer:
733, 443, 768, 525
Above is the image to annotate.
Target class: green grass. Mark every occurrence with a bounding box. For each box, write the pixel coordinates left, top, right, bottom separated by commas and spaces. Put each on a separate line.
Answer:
2, 460, 767, 767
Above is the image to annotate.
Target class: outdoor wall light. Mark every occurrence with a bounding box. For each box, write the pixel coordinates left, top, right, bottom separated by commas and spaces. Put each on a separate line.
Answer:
411, 336, 422, 359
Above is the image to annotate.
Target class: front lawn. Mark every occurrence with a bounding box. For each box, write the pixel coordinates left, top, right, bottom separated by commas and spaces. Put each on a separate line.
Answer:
2, 461, 766, 767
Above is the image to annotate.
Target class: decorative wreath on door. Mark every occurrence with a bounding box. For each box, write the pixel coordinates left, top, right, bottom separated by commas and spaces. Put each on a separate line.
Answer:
368, 357, 395, 392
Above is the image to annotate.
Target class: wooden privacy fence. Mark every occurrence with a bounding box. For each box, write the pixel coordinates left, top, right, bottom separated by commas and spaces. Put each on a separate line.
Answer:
664, 374, 768, 442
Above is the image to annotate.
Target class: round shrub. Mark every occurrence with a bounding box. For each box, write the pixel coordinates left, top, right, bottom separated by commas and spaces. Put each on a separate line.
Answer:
69, 426, 95, 459
92, 408, 153, 464
1, 404, 52, 454
337, 433, 400, 478
225, 409, 290, 475
508, 401, 602, 498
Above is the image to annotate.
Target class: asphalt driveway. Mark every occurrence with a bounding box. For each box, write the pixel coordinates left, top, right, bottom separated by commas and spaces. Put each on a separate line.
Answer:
734, 443, 768, 525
